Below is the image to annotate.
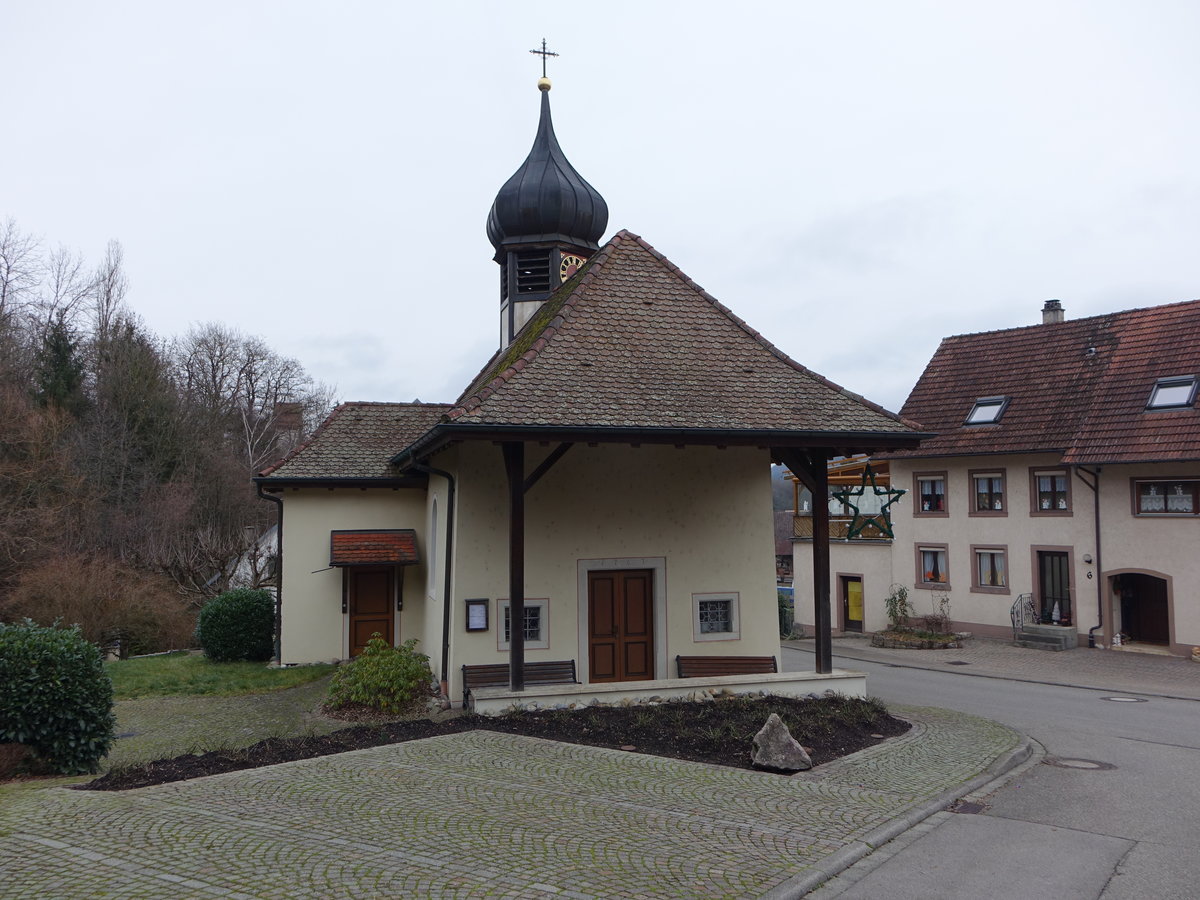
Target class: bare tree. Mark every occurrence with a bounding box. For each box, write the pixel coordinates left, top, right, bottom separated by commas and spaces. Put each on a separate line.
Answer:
0, 219, 335, 611
90, 240, 127, 342
34, 245, 93, 339
173, 323, 337, 472
0, 218, 41, 321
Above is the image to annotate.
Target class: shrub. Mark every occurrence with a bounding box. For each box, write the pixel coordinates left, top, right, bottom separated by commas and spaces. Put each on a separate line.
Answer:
327, 636, 432, 714
198, 588, 275, 662
883, 583, 912, 631
923, 592, 953, 635
0, 620, 115, 774
1, 554, 196, 657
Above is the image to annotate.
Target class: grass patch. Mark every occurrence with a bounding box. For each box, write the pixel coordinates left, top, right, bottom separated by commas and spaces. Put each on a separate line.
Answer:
107, 652, 334, 700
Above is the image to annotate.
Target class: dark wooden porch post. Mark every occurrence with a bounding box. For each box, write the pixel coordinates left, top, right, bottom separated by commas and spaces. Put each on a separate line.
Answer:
809, 455, 832, 674
502, 442, 525, 691
775, 449, 833, 675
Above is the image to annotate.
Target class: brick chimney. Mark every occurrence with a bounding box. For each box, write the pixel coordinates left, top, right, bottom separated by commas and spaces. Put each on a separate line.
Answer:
1042, 299, 1065, 324
272, 402, 304, 456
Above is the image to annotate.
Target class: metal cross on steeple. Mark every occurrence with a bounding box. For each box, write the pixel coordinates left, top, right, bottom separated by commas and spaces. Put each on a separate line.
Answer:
529, 39, 559, 77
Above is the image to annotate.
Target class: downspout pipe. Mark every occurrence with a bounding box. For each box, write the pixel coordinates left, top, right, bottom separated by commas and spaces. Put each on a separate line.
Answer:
409, 463, 456, 700
255, 481, 284, 664
1075, 466, 1104, 648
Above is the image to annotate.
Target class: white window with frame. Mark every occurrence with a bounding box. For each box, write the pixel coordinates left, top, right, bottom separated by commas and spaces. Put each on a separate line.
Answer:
1135, 480, 1199, 515
497, 598, 549, 650
973, 548, 1008, 590
917, 546, 949, 587
692, 592, 741, 642
915, 474, 947, 514
1033, 471, 1070, 512
972, 472, 1005, 512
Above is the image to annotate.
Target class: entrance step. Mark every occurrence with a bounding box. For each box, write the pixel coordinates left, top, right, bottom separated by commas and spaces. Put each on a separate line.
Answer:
1015, 624, 1077, 651
1016, 638, 1066, 651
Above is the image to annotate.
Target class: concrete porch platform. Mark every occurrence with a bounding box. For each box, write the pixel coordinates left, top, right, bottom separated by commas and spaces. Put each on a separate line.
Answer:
469, 667, 867, 714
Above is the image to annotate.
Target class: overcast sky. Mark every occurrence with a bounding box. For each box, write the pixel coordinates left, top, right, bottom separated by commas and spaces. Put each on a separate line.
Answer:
5, 1, 1198, 414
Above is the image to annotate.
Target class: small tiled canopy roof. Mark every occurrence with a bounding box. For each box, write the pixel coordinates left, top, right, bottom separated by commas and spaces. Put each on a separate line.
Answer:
890, 298, 1200, 464
258, 402, 450, 481
330, 530, 420, 566
437, 230, 921, 438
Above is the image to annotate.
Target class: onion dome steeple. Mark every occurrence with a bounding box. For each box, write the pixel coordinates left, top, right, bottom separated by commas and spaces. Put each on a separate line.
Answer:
488, 65, 608, 347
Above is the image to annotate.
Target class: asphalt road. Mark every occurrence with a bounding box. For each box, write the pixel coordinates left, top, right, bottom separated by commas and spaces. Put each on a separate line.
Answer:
784, 644, 1200, 900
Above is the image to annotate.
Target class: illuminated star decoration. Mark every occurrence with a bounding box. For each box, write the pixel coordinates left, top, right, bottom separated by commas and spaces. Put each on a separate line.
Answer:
831, 464, 907, 539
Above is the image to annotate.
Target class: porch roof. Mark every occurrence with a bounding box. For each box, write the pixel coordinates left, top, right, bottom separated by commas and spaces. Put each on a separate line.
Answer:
330, 529, 420, 566
393, 230, 928, 467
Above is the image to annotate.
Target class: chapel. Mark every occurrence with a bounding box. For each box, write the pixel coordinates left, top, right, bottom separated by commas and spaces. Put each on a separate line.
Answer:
257, 70, 925, 709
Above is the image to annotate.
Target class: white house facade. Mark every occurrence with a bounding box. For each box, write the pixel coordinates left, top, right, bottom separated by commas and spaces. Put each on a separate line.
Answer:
794, 299, 1200, 657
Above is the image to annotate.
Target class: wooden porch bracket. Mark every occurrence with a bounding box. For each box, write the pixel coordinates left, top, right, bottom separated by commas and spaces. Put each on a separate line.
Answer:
524, 442, 574, 494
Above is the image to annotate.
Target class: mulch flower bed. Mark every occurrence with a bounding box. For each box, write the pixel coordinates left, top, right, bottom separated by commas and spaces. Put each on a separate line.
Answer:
80, 694, 909, 792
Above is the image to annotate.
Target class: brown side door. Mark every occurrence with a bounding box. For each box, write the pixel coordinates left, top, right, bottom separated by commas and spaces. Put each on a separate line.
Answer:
347, 567, 395, 656
588, 569, 654, 683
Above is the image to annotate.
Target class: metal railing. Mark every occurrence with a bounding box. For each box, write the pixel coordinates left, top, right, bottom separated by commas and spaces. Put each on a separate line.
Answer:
1010, 592, 1036, 640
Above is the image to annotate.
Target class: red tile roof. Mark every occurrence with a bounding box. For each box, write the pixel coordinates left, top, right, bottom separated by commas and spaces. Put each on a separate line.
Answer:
264, 231, 926, 479
330, 530, 419, 566
258, 402, 450, 480
447, 231, 919, 436
891, 298, 1200, 464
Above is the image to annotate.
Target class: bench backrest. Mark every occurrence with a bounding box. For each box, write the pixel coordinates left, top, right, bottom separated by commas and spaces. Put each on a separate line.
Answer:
675, 655, 778, 678
461, 659, 578, 702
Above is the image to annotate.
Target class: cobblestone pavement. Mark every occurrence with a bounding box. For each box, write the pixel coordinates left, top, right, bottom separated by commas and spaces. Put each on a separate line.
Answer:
0, 707, 1017, 899
106, 677, 347, 769
784, 636, 1200, 700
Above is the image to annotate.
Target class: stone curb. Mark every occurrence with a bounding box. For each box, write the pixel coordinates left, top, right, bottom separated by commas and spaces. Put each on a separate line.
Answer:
782, 641, 1200, 703
762, 733, 1038, 899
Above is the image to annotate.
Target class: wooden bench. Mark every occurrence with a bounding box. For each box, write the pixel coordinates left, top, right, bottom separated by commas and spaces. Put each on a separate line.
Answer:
461, 659, 578, 707
675, 655, 778, 678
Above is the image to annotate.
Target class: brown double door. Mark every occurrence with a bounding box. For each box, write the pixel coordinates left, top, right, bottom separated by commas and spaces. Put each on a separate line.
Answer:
588, 569, 654, 683
347, 567, 396, 656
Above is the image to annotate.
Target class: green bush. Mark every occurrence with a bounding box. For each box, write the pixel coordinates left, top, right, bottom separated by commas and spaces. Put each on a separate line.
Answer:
883, 583, 912, 631
0, 620, 115, 774
198, 588, 275, 662
327, 636, 432, 714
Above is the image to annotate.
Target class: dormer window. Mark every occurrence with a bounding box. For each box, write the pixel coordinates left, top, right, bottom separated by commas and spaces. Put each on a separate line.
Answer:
965, 396, 1008, 425
1146, 376, 1197, 410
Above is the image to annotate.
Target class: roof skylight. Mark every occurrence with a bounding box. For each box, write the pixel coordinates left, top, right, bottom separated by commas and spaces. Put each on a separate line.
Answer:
1146, 376, 1197, 410
965, 396, 1008, 425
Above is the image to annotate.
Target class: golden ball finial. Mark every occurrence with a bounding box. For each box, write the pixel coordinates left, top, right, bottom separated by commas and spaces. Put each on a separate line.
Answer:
537, 76, 552, 92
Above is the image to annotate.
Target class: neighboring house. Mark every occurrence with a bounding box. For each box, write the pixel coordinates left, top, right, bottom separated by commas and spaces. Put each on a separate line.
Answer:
794, 299, 1200, 657
790, 457, 898, 634
255, 78, 925, 708
774, 510, 795, 585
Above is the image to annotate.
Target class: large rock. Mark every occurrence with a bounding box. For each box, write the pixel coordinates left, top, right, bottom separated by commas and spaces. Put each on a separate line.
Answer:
750, 713, 813, 772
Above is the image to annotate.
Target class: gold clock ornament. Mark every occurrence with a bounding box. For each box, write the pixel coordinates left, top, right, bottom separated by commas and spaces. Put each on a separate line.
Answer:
559, 254, 585, 282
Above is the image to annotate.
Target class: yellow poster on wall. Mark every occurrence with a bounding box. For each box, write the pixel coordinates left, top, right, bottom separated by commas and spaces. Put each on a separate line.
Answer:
847, 580, 864, 624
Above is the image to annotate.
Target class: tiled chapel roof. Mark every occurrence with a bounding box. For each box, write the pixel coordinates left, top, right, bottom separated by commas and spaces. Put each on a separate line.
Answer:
258, 402, 450, 480
262, 230, 926, 480
891, 298, 1200, 464
448, 230, 918, 435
